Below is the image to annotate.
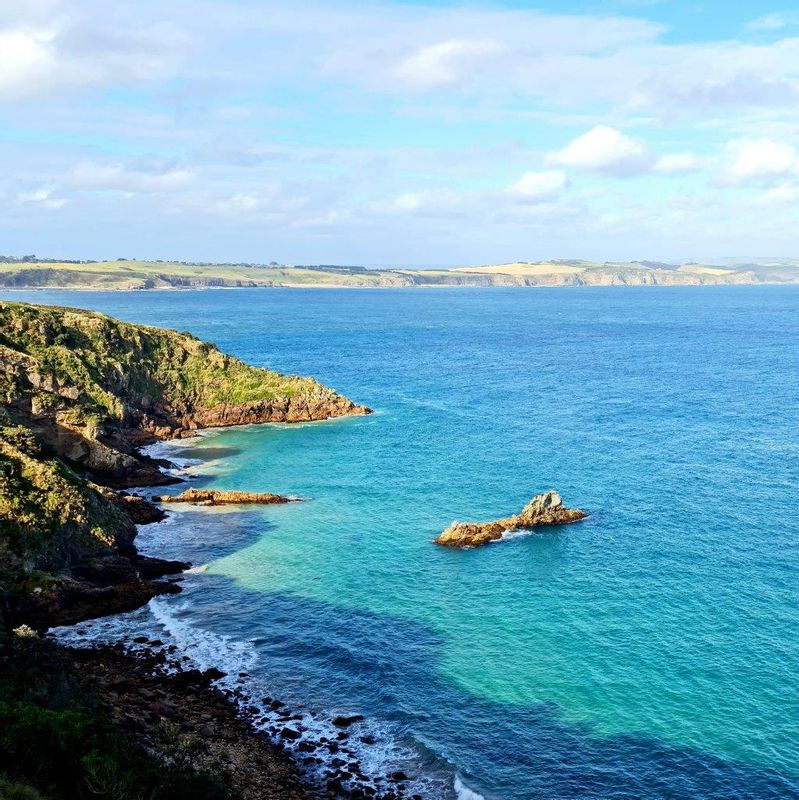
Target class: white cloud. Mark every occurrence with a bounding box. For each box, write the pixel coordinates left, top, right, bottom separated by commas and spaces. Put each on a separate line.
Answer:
508, 170, 567, 201
547, 125, 651, 176
393, 39, 506, 88
0, 27, 58, 100
16, 187, 67, 209
653, 153, 702, 175
383, 190, 466, 217
70, 161, 195, 193
0, 9, 187, 101
723, 139, 799, 182
756, 182, 799, 204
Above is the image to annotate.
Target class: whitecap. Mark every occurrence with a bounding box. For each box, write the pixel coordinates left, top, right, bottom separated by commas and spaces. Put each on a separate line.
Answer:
455, 775, 486, 800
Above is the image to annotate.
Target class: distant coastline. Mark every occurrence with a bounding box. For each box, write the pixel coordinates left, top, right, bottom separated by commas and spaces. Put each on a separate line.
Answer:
3, 257, 799, 290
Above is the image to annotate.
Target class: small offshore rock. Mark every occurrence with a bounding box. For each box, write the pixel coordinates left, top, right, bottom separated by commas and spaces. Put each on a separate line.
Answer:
332, 714, 364, 728
435, 490, 586, 548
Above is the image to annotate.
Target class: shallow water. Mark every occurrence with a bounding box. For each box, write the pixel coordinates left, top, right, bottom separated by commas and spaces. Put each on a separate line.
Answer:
13, 286, 799, 799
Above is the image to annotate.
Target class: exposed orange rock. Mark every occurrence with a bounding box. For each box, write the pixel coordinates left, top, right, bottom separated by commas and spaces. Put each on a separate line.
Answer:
435, 491, 586, 548
153, 488, 298, 506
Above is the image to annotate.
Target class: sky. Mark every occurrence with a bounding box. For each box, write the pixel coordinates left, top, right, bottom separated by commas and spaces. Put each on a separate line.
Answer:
2, 0, 799, 266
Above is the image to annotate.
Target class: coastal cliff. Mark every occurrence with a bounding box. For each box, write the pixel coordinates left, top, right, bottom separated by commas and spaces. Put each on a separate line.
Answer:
0, 301, 370, 629
0, 301, 370, 486
436, 491, 586, 548
0, 417, 185, 627
1, 257, 796, 289
0, 301, 373, 799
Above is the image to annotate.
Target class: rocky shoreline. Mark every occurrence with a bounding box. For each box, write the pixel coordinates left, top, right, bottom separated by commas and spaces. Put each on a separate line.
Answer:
0, 301, 385, 798
68, 642, 318, 800
60, 634, 426, 800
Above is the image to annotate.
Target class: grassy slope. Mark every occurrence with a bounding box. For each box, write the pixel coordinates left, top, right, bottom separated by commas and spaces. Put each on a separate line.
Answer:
2, 259, 799, 289
0, 422, 130, 570
0, 301, 347, 435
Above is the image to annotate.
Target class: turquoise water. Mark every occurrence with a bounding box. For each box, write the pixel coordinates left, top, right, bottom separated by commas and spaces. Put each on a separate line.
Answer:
16, 286, 799, 799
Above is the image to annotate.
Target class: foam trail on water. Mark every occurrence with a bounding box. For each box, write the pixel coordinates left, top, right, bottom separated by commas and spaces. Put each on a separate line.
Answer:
454, 775, 486, 800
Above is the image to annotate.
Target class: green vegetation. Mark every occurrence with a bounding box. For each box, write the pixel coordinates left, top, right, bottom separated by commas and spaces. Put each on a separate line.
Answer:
0, 416, 137, 632
0, 632, 232, 800
0, 301, 342, 436
1, 257, 799, 289
0, 418, 130, 569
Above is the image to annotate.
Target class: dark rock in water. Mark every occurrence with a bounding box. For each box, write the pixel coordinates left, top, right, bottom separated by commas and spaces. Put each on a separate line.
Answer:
332, 714, 364, 727
134, 555, 190, 578
435, 490, 586, 548
281, 727, 301, 740
297, 741, 317, 752
326, 778, 344, 795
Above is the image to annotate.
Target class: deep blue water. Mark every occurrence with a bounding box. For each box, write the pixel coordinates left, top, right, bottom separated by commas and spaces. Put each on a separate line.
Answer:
14, 286, 799, 800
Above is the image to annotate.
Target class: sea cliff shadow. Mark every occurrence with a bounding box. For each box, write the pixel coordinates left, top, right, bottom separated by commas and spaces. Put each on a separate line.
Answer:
168, 576, 799, 800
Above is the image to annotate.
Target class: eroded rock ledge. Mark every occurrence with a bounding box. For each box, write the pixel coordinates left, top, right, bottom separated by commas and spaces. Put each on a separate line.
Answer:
153, 488, 298, 506
435, 491, 586, 548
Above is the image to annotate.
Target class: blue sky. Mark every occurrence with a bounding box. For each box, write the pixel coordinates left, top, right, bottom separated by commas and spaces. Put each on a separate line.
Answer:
2, 0, 799, 265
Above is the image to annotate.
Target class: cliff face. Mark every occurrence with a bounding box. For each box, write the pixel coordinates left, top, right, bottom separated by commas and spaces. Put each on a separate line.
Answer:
0, 301, 370, 627
0, 301, 370, 484
0, 420, 182, 628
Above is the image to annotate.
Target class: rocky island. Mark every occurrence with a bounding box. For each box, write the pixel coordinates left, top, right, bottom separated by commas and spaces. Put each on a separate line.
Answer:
435, 491, 586, 548
0, 301, 372, 800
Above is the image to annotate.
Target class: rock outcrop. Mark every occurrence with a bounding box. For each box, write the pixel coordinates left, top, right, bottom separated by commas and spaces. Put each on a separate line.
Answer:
0, 300, 371, 487
0, 421, 184, 629
153, 488, 297, 506
0, 301, 369, 628
435, 491, 586, 548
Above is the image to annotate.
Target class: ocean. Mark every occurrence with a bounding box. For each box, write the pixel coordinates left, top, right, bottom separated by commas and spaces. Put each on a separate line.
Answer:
9, 286, 798, 799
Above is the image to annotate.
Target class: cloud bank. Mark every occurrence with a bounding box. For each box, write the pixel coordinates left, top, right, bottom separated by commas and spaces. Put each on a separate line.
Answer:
2, 0, 799, 263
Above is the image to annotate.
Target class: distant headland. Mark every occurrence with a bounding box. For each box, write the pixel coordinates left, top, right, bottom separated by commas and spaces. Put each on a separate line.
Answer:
2, 255, 799, 290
